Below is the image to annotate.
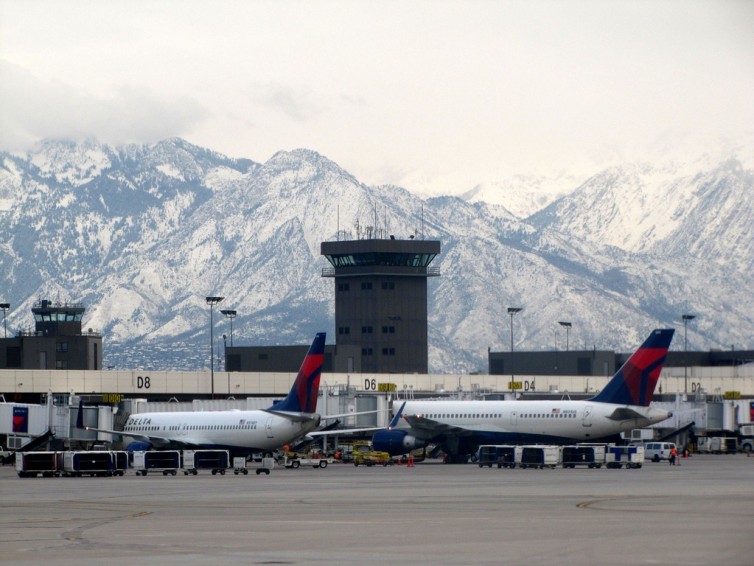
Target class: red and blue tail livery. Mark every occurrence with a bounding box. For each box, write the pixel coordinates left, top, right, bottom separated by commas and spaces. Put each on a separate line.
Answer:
271, 332, 326, 413
590, 328, 674, 407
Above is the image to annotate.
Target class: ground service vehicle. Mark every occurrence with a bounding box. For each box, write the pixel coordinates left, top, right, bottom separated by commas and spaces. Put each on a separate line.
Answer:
644, 442, 676, 462
284, 453, 333, 469
738, 425, 754, 453
353, 450, 391, 466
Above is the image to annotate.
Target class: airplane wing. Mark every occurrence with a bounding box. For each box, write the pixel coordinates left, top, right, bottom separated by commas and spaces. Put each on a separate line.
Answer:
77, 420, 172, 447
309, 404, 402, 436
307, 426, 383, 437
403, 414, 475, 440
79, 421, 202, 450
321, 408, 390, 420
75, 401, 189, 449
264, 410, 319, 423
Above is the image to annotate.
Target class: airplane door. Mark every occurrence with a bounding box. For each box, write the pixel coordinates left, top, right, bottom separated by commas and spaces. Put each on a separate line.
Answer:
265, 417, 274, 438
582, 405, 593, 428
510, 410, 517, 426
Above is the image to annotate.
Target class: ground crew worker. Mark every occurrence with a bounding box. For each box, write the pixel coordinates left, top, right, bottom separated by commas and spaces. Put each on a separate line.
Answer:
669, 446, 677, 466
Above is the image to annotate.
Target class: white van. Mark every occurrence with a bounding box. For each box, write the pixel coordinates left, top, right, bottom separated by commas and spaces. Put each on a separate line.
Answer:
644, 442, 676, 462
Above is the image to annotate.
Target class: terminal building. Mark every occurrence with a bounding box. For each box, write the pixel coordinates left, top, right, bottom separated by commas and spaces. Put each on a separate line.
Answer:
489, 349, 754, 378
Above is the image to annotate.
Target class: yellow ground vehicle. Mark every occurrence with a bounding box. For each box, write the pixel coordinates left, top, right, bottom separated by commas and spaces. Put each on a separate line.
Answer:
351, 442, 392, 467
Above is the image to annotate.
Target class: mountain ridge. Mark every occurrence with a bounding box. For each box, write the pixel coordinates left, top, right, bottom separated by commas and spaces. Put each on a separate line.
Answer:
0, 137, 751, 373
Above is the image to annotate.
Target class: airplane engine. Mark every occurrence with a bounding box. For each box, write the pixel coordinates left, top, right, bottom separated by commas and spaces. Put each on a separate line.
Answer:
372, 429, 425, 455
126, 441, 153, 452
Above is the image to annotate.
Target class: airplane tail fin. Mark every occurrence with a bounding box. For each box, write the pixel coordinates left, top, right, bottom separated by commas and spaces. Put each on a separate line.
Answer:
590, 328, 674, 407
388, 402, 406, 429
269, 332, 326, 413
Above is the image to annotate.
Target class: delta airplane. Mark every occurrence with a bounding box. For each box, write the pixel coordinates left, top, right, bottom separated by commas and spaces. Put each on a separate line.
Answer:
78, 333, 329, 458
373, 329, 675, 462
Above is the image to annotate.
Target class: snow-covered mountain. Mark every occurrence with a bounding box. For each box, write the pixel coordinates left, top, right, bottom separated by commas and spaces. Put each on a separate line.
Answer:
0, 138, 751, 373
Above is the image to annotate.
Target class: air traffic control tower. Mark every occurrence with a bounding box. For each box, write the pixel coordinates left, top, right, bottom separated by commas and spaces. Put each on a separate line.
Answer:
321, 238, 440, 373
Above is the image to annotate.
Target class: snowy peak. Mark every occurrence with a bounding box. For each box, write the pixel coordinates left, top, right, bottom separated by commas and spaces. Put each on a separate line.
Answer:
29, 138, 112, 186
529, 158, 754, 272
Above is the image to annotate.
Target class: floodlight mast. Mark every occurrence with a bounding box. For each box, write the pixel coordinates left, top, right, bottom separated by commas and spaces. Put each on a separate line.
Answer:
220, 309, 237, 346
206, 296, 224, 398
682, 314, 696, 394
0, 303, 9, 338
558, 321, 572, 351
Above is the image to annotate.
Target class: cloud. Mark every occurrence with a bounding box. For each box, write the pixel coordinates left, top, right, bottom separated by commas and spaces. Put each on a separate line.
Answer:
0, 60, 208, 151
250, 82, 321, 123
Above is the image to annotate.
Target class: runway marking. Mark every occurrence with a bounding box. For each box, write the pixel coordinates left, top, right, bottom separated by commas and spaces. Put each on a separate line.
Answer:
578, 495, 667, 512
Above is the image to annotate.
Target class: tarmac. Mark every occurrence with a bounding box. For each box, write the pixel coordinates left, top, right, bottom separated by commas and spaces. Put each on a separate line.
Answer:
1, 454, 753, 565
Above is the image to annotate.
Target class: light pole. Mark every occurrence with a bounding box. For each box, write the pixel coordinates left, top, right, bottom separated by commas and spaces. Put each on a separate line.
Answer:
558, 321, 572, 351
0, 303, 9, 338
508, 307, 522, 352
220, 309, 237, 346
682, 314, 695, 395
206, 296, 224, 399
507, 307, 522, 385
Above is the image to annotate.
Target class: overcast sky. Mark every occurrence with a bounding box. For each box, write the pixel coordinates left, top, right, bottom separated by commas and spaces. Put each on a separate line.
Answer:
1, 0, 752, 194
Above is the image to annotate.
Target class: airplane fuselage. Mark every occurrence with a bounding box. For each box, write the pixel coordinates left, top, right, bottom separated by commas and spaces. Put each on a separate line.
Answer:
121, 410, 321, 456
383, 399, 671, 454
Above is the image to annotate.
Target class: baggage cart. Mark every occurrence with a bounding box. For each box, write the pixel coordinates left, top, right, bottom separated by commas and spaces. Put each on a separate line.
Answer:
111, 451, 128, 476
256, 456, 275, 475
477, 445, 516, 468
16, 451, 59, 478
132, 450, 181, 476
517, 445, 561, 469
562, 444, 606, 468
182, 450, 230, 475
606, 445, 644, 469
62, 450, 114, 477
233, 456, 249, 475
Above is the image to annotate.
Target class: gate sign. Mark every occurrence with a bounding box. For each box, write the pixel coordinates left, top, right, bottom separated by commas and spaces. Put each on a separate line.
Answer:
13, 406, 29, 433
